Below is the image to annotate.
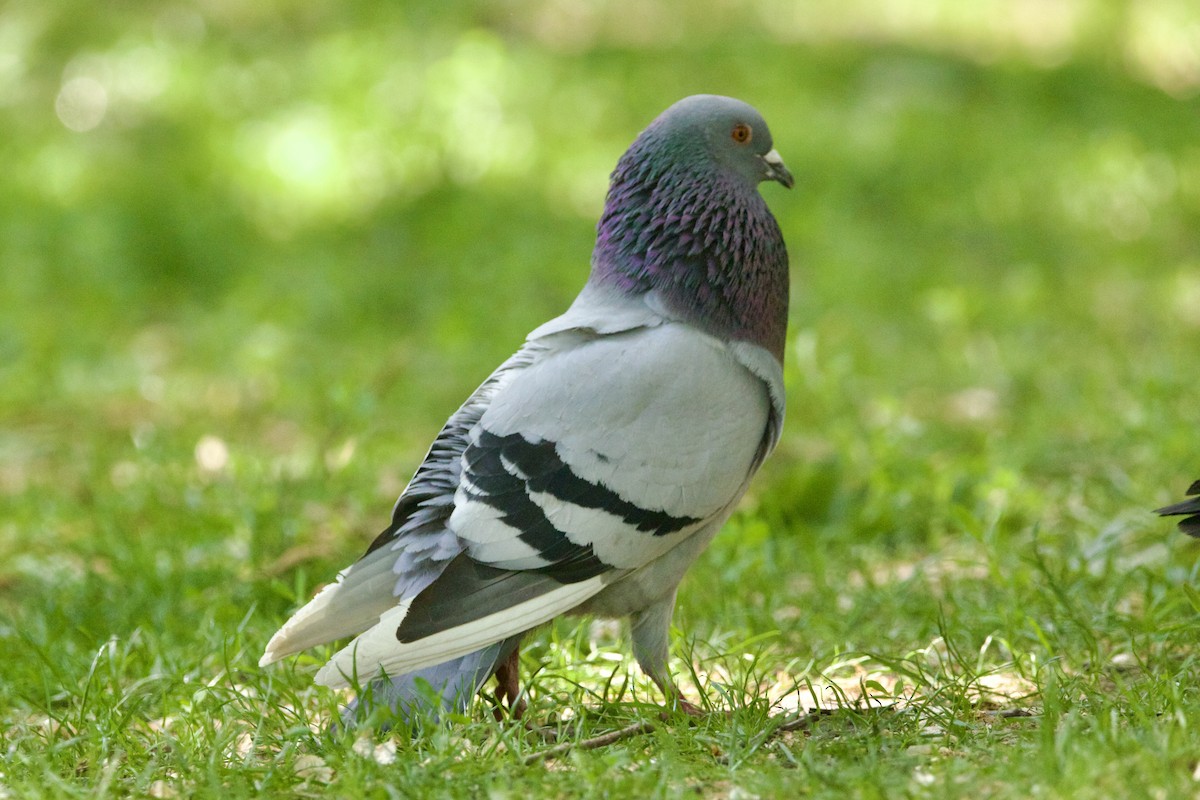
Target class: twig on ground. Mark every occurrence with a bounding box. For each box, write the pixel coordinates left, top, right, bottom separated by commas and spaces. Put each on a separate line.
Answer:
983, 707, 1036, 719
774, 708, 836, 734
522, 720, 559, 743
523, 721, 656, 765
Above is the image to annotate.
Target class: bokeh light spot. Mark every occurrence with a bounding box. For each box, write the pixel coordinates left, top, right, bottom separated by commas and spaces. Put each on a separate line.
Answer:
195, 435, 230, 475
265, 111, 339, 192
55, 76, 108, 132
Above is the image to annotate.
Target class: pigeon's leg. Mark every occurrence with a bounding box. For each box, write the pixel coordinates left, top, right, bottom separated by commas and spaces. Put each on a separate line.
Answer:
493, 644, 527, 720
630, 591, 703, 716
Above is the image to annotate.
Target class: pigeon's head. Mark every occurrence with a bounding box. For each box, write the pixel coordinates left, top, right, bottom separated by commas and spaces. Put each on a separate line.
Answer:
647, 94, 793, 190
591, 94, 792, 361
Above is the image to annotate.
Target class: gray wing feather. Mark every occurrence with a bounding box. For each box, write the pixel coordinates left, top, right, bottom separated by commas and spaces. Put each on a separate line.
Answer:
260, 343, 548, 664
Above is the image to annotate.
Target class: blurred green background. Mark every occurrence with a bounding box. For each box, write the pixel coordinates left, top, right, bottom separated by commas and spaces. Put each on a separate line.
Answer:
5, 0, 1198, 539
3, 0, 1200, 794
4, 0, 1200, 598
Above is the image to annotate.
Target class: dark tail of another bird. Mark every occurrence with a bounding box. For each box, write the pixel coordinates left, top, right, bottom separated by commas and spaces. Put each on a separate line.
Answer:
1156, 479, 1200, 538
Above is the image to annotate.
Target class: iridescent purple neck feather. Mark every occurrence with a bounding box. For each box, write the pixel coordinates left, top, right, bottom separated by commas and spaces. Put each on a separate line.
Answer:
589, 114, 790, 362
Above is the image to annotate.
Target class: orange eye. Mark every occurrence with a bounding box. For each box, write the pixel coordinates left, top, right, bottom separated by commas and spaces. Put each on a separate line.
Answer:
731, 123, 752, 144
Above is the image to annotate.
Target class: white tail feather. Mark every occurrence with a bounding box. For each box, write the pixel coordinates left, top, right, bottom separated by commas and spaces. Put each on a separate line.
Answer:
315, 575, 607, 689
259, 553, 397, 667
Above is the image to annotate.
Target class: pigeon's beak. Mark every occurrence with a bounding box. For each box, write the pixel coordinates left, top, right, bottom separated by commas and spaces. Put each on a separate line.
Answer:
760, 149, 794, 189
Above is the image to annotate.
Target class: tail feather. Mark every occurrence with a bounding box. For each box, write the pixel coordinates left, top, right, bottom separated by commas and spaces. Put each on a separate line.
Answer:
341, 636, 523, 728
1157, 479, 1200, 538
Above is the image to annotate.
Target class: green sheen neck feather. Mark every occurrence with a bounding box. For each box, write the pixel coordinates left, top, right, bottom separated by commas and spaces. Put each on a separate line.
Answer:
589, 123, 790, 362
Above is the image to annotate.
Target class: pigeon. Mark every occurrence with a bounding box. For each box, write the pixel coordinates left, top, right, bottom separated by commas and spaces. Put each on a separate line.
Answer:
259, 94, 794, 725
1156, 480, 1200, 537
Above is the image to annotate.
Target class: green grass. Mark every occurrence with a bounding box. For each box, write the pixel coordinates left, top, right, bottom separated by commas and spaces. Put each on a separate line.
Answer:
4, 1, 1200, 797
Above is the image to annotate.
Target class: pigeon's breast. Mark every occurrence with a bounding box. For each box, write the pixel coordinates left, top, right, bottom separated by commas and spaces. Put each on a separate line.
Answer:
478, 323, 770, 521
